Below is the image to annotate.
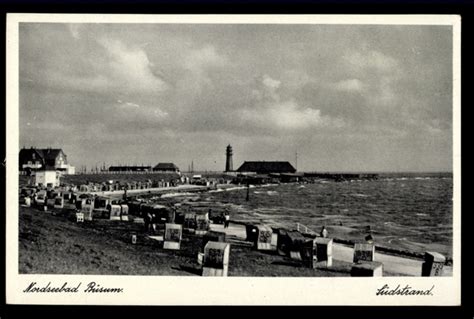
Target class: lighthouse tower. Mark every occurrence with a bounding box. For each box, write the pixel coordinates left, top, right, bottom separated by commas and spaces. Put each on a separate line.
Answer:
225, 144, 233, 172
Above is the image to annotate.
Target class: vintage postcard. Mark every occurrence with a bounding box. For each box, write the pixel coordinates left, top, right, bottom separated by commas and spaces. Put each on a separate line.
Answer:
5, 14, 461, 305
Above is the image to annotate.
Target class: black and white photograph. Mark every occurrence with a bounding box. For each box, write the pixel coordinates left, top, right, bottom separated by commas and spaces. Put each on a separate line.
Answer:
6, 14, 461, 305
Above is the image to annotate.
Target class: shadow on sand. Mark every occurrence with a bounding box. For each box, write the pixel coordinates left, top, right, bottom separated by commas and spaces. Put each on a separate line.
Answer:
172, 264, 202, 276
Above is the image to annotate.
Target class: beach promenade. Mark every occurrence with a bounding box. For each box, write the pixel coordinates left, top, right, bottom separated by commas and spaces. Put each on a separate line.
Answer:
210, 223, 453, 277
80, 184, 213, 197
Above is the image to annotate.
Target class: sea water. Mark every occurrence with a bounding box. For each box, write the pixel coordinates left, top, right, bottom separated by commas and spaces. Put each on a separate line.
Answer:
205, 173, 453, 257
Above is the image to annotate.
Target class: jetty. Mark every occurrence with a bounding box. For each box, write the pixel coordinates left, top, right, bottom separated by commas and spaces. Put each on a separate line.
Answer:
303, 172, 379, 181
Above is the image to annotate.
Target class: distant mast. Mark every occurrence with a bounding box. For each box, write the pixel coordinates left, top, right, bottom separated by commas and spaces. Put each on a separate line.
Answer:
295, 150, 298, 171
225, 144, 233, 172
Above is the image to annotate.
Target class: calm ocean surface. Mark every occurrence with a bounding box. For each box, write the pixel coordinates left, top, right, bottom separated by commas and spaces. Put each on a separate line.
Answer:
202, 173, 453, 256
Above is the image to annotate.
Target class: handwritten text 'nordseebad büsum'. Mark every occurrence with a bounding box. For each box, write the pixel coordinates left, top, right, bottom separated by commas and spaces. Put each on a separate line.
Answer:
23, 282, 123, 293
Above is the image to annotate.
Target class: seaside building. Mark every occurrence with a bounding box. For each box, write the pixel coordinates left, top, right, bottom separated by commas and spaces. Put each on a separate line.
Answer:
225, 144, 233, 172
19, 147, 75, 175
153, 163, 180, 174
237, 161, 296, 174
108, 165, 152, 172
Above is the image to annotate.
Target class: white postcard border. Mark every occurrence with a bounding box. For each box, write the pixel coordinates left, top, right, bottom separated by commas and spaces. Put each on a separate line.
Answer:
5, 13, 461, 306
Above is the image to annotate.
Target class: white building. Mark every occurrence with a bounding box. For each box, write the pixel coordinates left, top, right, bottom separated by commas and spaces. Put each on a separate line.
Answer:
34, 170, 60, 187
66, 165, 75, 175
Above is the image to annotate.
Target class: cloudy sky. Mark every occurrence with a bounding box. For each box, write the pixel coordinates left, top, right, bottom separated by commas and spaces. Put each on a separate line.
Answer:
19, 23, 453, 172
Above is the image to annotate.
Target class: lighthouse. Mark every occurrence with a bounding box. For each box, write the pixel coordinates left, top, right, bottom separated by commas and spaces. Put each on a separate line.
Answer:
225, 144, 233, 172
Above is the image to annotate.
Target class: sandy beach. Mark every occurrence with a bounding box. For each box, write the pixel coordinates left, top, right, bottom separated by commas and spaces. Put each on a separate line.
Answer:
18, 199, 451, 277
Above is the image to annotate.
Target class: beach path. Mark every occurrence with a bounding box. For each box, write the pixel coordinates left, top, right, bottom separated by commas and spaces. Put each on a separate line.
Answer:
82, 184, 210, 198
210, 222, 453, 277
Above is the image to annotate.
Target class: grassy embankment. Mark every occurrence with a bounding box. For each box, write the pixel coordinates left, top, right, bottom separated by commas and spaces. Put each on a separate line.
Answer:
19, 205, 360, 276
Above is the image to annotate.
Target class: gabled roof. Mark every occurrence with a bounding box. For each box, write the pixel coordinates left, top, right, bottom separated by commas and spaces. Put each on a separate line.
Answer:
20, 148, 64, 159
237, 161, 296, 174
19, 148, 44, 162
154, 163, 179, 170
19, 148, 66, 168
36, 149, 64, 162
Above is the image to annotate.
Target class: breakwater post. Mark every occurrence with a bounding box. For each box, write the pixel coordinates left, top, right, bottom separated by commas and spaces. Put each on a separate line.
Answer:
245, 182, 250, 201
303, 172, 379, 181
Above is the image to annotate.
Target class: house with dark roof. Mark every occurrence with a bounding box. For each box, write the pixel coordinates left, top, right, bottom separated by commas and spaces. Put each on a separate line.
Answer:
153, 163, 180, 174
108, 165, 152, 172
19, 147, 74, 174
236, 161, 296, 174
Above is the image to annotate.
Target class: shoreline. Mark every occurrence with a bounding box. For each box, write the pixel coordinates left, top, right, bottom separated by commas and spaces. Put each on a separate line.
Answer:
228, 219, 452, 265
151, 182, 453, 262
17, 205, 452, 276
20, 180, 453, 266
